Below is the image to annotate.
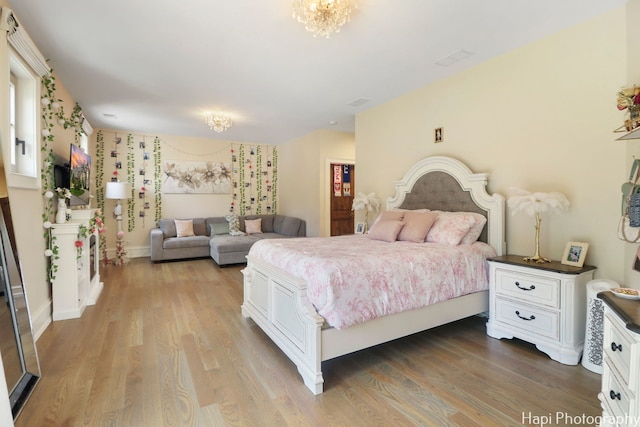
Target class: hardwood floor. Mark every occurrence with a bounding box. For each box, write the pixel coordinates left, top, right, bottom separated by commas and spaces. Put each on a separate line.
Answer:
15, 258, 602, 426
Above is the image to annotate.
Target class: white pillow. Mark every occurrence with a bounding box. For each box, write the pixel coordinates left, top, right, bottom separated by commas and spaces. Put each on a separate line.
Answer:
459, 213, 487, 244
175, 219, 195, 237
245, 218, 263, 234
426, 212, 477, 245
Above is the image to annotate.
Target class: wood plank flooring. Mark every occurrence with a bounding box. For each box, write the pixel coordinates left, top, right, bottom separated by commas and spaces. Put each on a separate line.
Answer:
15, 258, 602, 426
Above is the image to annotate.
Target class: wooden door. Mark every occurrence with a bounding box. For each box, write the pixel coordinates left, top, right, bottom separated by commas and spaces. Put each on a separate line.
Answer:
330, 163, 355, 236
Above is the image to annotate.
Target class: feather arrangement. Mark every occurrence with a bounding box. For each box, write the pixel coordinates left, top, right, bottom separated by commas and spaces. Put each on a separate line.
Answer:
351, 192, 381, 212
352, 192, 380, 231
507, 187, 570, 263
507, 188, 570, 216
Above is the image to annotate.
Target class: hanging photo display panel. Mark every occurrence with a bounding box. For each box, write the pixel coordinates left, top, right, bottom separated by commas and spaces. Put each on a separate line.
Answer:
230, 144, 277, 215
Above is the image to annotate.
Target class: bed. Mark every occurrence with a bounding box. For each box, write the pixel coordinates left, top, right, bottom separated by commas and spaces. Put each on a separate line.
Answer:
241, 156, 505, 394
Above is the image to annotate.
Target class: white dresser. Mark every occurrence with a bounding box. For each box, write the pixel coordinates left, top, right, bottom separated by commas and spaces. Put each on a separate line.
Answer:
598, 292, 640, 427
486, 255, 596, 365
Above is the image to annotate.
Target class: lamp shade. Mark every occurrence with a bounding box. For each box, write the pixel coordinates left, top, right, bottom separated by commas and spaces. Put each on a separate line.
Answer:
105, 181, 131, 200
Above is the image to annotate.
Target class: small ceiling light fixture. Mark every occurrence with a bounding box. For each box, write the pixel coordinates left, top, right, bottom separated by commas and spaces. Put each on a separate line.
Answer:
292, 0, 356, 38
206, 112, 233, 133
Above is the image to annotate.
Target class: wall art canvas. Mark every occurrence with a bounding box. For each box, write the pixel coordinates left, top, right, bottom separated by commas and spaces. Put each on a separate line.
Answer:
163, 160, 231, 194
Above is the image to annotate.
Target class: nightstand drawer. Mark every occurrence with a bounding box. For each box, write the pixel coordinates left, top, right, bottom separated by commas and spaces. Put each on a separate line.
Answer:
602, 361, 632, 420
495, 268, 560, 308
604, 312, 633, 386
494, 297, 559, 340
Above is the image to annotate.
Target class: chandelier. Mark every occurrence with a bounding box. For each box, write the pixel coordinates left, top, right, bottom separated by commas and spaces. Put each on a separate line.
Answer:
205, 112, 232, 133
292, 0, 356, 38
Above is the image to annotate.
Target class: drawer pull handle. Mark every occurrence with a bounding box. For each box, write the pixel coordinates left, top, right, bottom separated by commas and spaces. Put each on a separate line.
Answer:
610, 390, 621, 401
611, 342, 623, 352
515, 281, 535, 291
515, 310, 535, 321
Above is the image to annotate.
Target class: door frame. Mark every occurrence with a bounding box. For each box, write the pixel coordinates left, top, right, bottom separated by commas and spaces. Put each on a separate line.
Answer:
323, 158, 355, 237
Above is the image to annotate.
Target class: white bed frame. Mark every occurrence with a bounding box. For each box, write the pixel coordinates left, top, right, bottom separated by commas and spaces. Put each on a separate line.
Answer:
241, 156, 505, 394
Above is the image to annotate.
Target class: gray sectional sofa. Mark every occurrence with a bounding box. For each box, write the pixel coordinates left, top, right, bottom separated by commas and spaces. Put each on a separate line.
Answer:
149, 214, 306, 265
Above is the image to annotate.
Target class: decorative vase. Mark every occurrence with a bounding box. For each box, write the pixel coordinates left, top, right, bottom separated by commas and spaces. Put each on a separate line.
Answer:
55, 199, 67, 224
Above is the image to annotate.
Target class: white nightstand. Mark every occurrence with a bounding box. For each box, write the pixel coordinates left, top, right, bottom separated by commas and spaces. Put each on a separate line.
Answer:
486, 255, 596, 365
598, 292, 640, 426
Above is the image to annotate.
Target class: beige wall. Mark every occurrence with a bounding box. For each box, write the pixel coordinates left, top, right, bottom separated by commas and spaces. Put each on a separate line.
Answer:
0, 4, 79, 341
356, 7, 628, 283
92, 130, 274, 257
279, 129, 355, 237
624, 0, 640, 287
91, 128, 354, 255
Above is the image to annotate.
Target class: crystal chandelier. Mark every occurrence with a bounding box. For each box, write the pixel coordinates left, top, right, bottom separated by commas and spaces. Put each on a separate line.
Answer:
205, 112, 232, 133
292, 0, 356, 38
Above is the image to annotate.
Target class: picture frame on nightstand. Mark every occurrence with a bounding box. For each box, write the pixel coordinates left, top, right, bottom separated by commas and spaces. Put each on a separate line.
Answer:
561, 241, 589, 267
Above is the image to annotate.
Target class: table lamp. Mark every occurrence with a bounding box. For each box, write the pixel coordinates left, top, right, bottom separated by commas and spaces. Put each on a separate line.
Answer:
105, 181, 131, 237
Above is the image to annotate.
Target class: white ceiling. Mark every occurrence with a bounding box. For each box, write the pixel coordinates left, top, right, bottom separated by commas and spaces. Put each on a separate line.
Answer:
10, 0, 627, 145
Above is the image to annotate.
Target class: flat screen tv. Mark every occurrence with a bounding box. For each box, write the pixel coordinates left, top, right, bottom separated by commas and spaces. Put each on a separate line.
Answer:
54, 144, 91, 206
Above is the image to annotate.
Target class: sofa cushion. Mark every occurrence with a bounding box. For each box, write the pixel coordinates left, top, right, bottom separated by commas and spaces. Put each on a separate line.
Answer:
192, 218, 207, 236
163, 235, 210, 249
159, 219, 177, 238
255, 233, 290, 240
279, 217, 302, 236
260, 215, 274, 232
210, 235, 260, 253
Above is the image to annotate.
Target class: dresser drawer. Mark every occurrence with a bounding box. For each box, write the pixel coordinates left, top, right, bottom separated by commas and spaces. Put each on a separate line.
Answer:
604, 312, 634, 386
602, 361, 632, 421
494, 268, 560, 308
494, 297, 559, 340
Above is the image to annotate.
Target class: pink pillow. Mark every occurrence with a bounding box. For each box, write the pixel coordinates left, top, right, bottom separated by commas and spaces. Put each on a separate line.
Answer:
245, 218, 262, 234
369, 210, 406, 231
175, 219, 195, 237
368, 220, 404, 242
397, 211, 438, 243
426, 212, 477, 245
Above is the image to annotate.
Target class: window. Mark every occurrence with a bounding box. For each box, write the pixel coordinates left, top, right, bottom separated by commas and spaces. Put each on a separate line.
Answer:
9, 76, 15, 167
6, 51, 40, 188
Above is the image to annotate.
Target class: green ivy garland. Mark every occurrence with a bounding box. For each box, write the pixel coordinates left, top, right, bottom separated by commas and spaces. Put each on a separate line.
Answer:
127, 134, 135, 232
40, 75, 62, 281
272, 147, 278, 214
153, 136, 162, 223
40, 74, 94, 282
239, 145, 246, 215
95, 131, 109, 264
256, 146, 263, 215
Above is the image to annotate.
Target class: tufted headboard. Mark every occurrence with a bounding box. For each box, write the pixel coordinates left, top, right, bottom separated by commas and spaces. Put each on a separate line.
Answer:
387, 156, 505, 254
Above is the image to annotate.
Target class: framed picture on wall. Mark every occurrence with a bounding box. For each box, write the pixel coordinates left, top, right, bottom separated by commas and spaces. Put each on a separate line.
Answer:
434, 127, 443, 143
561, 241, 589, 267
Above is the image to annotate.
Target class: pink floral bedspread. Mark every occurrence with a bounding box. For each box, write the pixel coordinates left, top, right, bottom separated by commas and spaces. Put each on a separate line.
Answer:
248, 235, 496, 330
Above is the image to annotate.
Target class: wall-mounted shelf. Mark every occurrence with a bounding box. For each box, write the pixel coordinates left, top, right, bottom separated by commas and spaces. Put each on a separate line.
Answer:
616, 126, 640, 140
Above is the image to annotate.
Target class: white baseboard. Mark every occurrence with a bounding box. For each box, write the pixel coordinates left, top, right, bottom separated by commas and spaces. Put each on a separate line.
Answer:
31, 299, 52, 341
102, 245, 150, 259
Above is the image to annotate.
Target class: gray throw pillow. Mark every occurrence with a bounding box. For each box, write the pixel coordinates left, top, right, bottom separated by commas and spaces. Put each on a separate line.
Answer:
210, 222, 230, 235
